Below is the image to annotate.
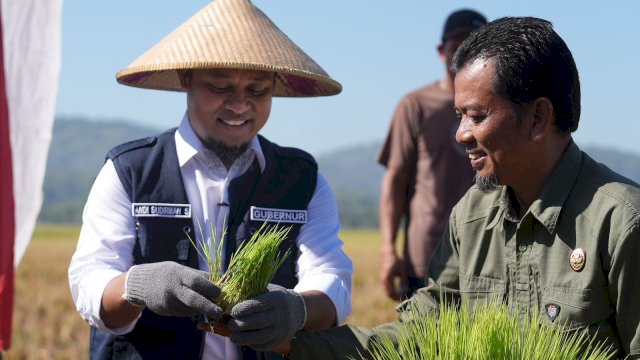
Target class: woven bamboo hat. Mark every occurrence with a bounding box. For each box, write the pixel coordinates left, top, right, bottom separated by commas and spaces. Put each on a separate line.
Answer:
116, 0, 341, 97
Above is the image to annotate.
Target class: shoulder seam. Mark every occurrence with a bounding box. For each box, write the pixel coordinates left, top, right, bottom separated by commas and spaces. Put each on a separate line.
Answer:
107, 128, 176, 160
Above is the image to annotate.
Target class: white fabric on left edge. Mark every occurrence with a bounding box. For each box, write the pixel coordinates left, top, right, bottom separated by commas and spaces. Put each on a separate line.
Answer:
2, 0, 63, 266
0, 0, 62, 351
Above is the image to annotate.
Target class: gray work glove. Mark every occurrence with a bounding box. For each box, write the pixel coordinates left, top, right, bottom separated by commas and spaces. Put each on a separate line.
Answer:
227, 283, 307, 351
123, 261, 223, 320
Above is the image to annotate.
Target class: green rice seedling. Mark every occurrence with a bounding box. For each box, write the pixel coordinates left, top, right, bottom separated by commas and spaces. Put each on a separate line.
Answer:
186, 220, 292, 314
186, 219, 226, 284
354, 298, 615, 360
215, 223, 291, 313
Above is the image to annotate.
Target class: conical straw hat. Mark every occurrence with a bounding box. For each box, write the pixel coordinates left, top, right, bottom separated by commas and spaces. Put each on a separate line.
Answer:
116, 0, 341, 97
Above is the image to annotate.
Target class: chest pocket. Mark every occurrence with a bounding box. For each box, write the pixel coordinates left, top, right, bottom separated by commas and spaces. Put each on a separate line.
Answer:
539, 285, 612, 329
459, 274, 506, 312
539, 285, 619, 354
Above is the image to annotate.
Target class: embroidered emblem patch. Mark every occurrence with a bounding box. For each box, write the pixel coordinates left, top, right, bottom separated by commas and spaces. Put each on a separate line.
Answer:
569, 248, 586, 272
545, 303, 560, 322
131, 203, 191, 218
250, 206, 307, 224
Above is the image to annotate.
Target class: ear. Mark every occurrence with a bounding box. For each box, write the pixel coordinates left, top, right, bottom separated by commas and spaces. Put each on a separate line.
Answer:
177, 70, 192, 90
529, 97, 554, 142
437, 43, 446, 62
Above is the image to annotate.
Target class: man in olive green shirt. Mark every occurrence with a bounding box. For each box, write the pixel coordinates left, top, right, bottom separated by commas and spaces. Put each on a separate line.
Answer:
278, 17, 640, 359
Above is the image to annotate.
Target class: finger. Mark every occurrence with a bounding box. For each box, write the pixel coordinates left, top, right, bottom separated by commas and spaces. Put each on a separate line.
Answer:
183, 272, 222, 300
153, 306, 194, 318
228, 327, 274, 346
230, 299, 271, 318
204, 304, 224, 320
265, 283, 283, 292
227, 310, 278, 331
178, 289, 224, 319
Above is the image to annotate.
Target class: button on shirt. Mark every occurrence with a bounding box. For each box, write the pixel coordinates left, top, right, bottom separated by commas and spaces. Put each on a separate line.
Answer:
69, 114, 353, 360
290, 141, 640, 359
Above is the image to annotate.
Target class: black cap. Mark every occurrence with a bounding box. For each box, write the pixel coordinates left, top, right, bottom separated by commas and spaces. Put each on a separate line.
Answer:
442, 9, 487, 42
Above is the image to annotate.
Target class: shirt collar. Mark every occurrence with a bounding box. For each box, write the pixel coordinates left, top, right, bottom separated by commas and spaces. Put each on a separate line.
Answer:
174, 112, 266, 172
488, 140, 582, 234
528, 140, 582, 234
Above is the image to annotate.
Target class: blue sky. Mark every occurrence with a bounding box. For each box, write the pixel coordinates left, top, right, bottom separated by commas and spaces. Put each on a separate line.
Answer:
57, 1, 640, 157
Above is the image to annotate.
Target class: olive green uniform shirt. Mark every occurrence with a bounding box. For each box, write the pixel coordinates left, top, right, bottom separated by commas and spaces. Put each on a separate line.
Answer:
291, 142, 640, 359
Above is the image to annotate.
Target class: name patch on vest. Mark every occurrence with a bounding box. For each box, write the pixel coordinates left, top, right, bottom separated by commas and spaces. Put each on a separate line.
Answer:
132, 203, 191, 218
250, 206, 307, 224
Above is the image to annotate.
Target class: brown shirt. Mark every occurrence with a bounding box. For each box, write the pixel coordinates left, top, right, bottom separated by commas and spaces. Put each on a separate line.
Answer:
377, 82, 474, 277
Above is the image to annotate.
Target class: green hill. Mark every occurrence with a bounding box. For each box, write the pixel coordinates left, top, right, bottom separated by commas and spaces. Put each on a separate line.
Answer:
39, 117, 161, 223
316, 142, 383, 228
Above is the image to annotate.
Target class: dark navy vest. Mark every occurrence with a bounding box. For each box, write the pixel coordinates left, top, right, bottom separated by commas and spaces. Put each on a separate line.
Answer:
89, 129, 317, 360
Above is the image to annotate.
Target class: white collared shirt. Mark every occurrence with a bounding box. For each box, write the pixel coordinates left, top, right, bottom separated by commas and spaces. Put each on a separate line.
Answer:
68, 114, 353, 360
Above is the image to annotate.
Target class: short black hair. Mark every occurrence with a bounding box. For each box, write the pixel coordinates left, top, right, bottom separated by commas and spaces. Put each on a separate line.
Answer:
452, 17, 580, 133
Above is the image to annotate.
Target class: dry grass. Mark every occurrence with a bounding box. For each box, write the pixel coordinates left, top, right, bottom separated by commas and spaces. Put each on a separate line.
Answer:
3, 225, 396, 359
341, 229, 400, 327
5, 225, 86, 360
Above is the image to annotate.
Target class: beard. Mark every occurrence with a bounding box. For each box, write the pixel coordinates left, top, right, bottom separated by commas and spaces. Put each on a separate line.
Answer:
474, 173, 501, 193
203, 138, 249, 166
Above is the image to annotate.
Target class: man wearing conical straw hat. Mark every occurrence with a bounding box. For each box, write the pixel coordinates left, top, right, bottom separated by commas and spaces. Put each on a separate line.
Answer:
68, 0, 353, 359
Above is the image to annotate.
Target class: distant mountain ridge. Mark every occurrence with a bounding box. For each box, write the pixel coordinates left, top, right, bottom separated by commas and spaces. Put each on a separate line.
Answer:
39, 117, 640, 227
40, 117, 162, 223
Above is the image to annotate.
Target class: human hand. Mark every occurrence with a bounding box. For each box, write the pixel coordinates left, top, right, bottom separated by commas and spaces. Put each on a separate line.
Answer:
227, 283, 306, 351
123, 261, 223, 320
380, 252, 407, 300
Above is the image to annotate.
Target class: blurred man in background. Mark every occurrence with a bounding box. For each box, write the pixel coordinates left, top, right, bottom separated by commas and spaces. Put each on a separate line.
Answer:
377, 9, 485, 299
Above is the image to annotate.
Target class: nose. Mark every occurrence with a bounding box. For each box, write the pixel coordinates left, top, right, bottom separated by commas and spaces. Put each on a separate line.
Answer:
455, 118, 474, 144
224, 90, 250, 114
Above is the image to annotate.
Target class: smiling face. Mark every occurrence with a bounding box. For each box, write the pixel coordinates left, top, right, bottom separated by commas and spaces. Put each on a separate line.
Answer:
454, 58, 534, 192
179, 68, 274, 151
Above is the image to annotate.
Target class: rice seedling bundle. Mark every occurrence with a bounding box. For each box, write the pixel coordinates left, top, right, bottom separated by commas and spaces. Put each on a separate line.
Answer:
355, 299, 615, 360
187, 221, 291, 314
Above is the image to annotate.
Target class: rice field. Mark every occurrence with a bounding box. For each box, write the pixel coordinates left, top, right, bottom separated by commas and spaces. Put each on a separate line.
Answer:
3, 225, 398, 359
